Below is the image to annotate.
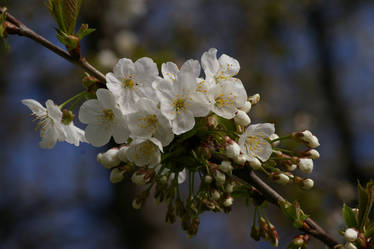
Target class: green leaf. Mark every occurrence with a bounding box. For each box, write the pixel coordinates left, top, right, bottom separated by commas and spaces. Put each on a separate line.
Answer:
47, 0, 83, 34
357, 180, 374, 230
76, 24, 95, 40
365, 224, 374, 238
279, 201, 308, 229
342, 203, 357, 228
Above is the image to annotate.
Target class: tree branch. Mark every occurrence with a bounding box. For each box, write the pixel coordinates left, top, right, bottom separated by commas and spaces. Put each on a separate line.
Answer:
234, 169, 340, 248
1, 9, 106, 84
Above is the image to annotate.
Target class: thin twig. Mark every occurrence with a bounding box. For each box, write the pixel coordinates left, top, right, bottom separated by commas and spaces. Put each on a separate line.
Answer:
234, 169, 340, 248
1, 9, 106, 84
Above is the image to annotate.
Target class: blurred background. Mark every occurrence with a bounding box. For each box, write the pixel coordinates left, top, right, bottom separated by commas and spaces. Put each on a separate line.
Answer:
0, 0, 373, 248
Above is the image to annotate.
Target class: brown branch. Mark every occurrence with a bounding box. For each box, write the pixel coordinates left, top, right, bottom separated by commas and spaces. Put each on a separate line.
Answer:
234, 169, 340, 248
1, 8, 106, 84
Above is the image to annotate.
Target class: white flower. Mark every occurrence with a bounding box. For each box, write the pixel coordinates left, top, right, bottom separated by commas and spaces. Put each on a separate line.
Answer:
238, 123, 275, 162
298, 158, 314, 173
22, 99, 85, 149
207, 81, 247, 119
126, 137, 163, 167
344, 228, 358, 242
219, 161, 233, 173
223, 196, 234, 207
212, 190, 221, 200
161, 59, 201, 82
127, 98, 174, 146
301, 178, 314, 190
201, 48, 240, 84
106, 57, 159, 114
234, 110, 251, 126
155, 70, 211, 135
79, 88, 130, 147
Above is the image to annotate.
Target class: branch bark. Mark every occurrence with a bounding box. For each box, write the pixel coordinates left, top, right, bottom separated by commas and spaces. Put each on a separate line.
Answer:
1, 9, 106, 84
234, 169, 340, 248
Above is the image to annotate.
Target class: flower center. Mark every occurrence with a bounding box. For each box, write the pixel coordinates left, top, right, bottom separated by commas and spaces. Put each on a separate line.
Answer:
101, 109, 114, 122
215, 93, 235, 108
173, 97, 186, 114
123, 78, 135, 88
245, 135, 266, 157
138, 114, 158, 132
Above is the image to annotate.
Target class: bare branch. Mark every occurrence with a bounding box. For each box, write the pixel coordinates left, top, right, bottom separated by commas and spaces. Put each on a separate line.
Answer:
1, 9, 106, 84
234, 169, 340, 248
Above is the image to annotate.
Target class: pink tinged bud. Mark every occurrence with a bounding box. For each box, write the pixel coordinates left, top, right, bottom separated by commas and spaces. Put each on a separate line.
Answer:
234, 154, 247, 165
223, 196, 234, 207
100, 148, 120, 168
212, 190, 221, 200
219, 161, 233, 173
110, 168, 125, 183
344, 228, 358, 242
239, 101, 252, 113
307, 149, 320, 159
117, 146, 129, 162
345, 242, 358, 249
298, 158, 314, 173
204, 175, 213, 183
269, 133, 280, 146
234, 110, 251, 126
248, 157, 262, 170
248, 93, 260, 105
226, 142, 241, 159
301, 178, 314, 190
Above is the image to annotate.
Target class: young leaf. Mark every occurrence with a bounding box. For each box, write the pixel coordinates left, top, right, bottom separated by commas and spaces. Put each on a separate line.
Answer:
76, 24, 95, 40
357, 180, 374, 230
342, 203, 358, 228
47, 0, 83, 34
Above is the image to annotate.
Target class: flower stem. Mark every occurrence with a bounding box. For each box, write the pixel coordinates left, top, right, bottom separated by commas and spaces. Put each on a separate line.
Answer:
59, 91, 87, 109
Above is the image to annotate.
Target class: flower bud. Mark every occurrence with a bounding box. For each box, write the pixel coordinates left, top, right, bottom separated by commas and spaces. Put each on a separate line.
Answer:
117, 145, 129, 162
110, 168, 124, 183
204, 175, 213, 183
239, 101, 252, 113
234, 110, 251, 126
214, 170, 226, 186
344, 228, 358, 242
286, 164, 298, 171
271, 173, 289, 185
248, 93, 260, 105
132, 198, 143, 209
131, 170, 152, 185
296, 130, 320, 148
300, 178, 314, 190
269, 133, 280, 146
223, 196, 234, 207
225, 183, 234, 193
100, 148, 121, 168
248, 157, 262, 170
298, 158, 314, 173
345, 242, 357, 249
234, 154, 247, 165
219, 161, 233, 173
212, 190, 221, 200
226, 142, 241, 159
306, 149, 320, 159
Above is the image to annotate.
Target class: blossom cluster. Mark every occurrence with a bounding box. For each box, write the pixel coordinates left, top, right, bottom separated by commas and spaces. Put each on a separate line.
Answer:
22, 48, 321, 240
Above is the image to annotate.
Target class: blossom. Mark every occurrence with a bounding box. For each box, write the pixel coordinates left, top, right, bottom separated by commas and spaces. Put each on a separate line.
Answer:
127, 98, 174, 146
298, 158, 314, 173
97, 147, 120, 168
155, 69, 211, 135
22, 99, 85, 149
238, 123, 275, 162
126, 137, 163, 167
301, 178, 314, 190
201, 48, 240, 84
207, 81, 247, 119
161, 60, 201, 83
106, 57, 159, 114
79, 88, 129, 147
344, 228, 358, 242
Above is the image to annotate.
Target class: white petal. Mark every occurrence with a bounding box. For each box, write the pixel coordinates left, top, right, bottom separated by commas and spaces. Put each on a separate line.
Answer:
178, 168, 186, 184
256, 140, 273, 162
218, 54, 240, 76
180, 59, 201, 78
85, 124, 112, 147
162, 62, 179, 81
201, 48, 219, 78
45, 99, 62, 122
113, 58, 135, 79
96, 88, 116, 110
39, 123, 60, 149
79, 99, 101, 124
64, 123, 86, 146
22, 99, 46, 115
188, 92, 211, 117
172, 111, 195, 135
112, 117, 130, 144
